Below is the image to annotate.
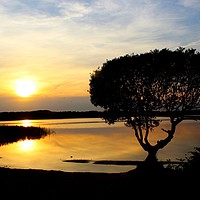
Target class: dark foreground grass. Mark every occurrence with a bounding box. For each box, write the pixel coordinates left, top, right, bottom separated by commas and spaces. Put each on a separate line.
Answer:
0, 166, 198, 199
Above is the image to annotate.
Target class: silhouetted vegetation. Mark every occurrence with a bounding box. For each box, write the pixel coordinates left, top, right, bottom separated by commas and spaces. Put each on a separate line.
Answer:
0, 110, 104, 121
168, 146, 200, 176
0, 109, 199, 122
0, 125, 53, 146
89, 47, 200, 171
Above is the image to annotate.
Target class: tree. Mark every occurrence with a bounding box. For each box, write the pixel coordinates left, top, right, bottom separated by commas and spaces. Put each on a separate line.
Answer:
89, 47, 200, 171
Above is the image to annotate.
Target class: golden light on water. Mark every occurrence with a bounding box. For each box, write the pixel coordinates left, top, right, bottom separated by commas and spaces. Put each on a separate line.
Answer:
18, 139, 35, 151
21, 120, 32, 127
15, 79, 37, 97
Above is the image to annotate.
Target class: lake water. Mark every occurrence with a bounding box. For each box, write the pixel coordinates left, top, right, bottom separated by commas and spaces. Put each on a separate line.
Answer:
0, 118, 200, 173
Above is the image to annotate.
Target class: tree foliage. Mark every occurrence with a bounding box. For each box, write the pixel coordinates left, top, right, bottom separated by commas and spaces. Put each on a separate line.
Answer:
89, 47, 200, 169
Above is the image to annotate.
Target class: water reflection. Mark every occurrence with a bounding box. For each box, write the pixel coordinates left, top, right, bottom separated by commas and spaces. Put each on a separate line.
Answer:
0, 118, 199, 173
18, 139, 35, 151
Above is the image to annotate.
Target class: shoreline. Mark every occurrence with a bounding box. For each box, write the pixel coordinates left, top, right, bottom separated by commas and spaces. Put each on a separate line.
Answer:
0, 109, 200, 121
0, 166, 197, 198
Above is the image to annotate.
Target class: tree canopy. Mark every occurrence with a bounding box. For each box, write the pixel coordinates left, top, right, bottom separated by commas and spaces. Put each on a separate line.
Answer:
89, 47, 200, 170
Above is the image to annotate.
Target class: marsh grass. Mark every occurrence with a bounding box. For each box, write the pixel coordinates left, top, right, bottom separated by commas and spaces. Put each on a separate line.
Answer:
0, 125, 53, 146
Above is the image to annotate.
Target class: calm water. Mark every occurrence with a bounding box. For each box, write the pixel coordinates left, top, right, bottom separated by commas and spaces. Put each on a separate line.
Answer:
0, 118, 200, 173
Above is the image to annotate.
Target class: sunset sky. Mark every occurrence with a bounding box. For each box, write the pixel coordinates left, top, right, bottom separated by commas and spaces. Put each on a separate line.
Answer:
0, 0, 200, 112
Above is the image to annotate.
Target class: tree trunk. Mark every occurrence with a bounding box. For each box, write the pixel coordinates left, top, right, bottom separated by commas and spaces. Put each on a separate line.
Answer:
136, 148, 164, 173
133, 118, 178, 173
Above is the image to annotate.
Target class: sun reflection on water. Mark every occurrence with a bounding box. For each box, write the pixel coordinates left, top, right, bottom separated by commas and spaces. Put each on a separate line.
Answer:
18, 139, 35, 151
21, 120, 32, 127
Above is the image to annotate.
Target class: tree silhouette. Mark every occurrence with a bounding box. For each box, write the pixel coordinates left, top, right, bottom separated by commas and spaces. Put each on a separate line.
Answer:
89, 47, 200, 171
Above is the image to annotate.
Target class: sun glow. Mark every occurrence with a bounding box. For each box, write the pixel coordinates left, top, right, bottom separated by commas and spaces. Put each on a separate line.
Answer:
15, 79, 37, 97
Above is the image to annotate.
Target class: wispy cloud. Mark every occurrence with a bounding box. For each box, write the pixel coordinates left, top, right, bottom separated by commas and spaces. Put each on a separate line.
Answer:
179, 0, 200, 8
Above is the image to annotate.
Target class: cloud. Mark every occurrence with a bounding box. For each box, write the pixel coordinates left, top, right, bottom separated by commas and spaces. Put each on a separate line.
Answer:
183, 40, 200, 50
57, 1, 91, 19
179, 0, 200, 8
0, 0, 199, 53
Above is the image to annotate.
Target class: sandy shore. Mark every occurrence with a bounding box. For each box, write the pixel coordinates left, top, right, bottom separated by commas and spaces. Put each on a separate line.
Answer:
0, 166, 198, 199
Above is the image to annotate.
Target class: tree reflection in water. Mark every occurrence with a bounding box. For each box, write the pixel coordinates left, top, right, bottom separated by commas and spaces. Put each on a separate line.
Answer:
0, 125, 54, 146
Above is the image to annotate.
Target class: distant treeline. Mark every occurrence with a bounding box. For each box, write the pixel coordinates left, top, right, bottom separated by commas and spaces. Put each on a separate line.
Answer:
0, 109, 199, 121
0, 110, 104, 121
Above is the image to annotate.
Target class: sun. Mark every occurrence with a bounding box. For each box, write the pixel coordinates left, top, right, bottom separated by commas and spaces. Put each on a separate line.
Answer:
15, 79, 37, 97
